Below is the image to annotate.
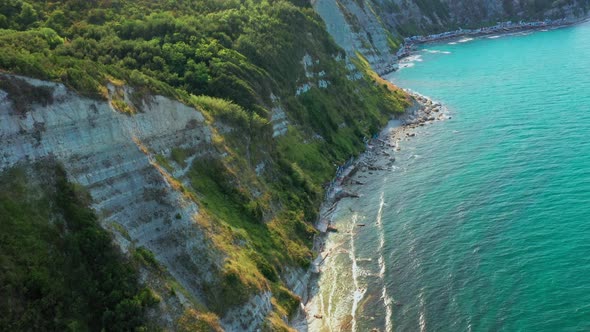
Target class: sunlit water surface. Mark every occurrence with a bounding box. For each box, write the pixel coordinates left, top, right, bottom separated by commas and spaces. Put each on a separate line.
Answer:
308, 22, 590, 331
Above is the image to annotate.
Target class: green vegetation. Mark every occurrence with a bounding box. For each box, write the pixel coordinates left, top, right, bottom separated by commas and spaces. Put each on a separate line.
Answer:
133, 247, 161, 271
109, 221, 132, 241
170, 148, 191, 168
176, 309, 223, 332
3, 0, 590, 328
272, 285, 301, 319
0, 0, 410, 327
155, 154, 173, 173
0, 164, 157, 331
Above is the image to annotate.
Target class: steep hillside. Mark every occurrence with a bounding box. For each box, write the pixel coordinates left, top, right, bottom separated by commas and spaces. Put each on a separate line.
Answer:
313, 0, 590, 72
0, 162, 159, 331
0, 0, 409, 330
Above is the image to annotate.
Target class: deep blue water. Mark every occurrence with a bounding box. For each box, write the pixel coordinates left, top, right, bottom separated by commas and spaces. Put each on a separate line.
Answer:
307, 22, 590, 331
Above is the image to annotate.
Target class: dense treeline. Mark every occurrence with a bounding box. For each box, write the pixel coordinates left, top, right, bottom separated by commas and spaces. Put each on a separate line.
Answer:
0, 164, 157, 331
0, 0, 334, 111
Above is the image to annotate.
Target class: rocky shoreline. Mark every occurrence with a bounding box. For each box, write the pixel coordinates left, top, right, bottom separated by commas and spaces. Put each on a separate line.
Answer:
292, 91, 450, 330
316, 90, 448, 234
393, 16, 590, 65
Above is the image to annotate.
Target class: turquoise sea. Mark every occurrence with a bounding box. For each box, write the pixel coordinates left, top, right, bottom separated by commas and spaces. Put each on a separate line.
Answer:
307, 22, 590, 331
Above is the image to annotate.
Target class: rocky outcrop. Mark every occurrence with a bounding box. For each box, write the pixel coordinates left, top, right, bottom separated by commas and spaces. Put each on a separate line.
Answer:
313, 0, 399, 75
1, 75, 215, 292
221, 292, 273, 331
0, 74, 273, 330
270, 94, 289, 138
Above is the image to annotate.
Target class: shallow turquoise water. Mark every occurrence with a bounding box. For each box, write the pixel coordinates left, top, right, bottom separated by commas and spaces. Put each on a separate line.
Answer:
309, 22, 590, 331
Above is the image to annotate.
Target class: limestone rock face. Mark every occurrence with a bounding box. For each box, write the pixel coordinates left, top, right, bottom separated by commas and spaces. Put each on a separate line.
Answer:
313, 0, 399, 75
0, 74, 273, 330
221, 291, 273, 331
0, 73, 215, 296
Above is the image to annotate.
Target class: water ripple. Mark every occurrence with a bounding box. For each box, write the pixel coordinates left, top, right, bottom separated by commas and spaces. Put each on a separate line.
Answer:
348, 21, 590, 331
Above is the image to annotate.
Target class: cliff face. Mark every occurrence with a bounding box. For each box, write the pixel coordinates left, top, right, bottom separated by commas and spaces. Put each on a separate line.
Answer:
0, 55, 407, 328
2, 0, 587, 328
0, 0, 413, 325
313, 0, 401, 75
0, 74, 271, 330
313, 0, 590, 72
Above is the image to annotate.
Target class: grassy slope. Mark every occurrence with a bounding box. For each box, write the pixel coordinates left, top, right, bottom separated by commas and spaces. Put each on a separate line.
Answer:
0, 0, 410, 328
